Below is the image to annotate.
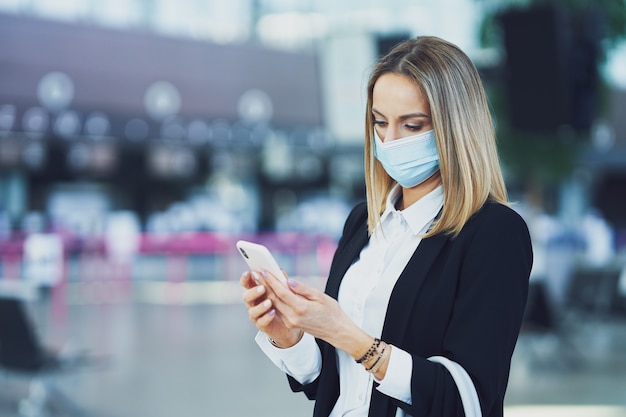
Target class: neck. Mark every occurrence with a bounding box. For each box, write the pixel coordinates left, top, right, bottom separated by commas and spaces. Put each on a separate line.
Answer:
399, 171, 442, 210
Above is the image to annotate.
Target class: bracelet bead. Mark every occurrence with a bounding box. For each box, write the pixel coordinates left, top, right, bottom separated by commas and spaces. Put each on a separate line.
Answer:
355, 338, 381, 364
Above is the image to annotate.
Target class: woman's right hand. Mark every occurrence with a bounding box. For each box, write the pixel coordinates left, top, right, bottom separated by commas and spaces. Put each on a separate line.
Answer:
240, 270, 303, 348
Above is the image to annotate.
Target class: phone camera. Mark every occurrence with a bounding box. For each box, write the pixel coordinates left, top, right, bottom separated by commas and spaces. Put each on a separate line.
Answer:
239, 248, 249, 259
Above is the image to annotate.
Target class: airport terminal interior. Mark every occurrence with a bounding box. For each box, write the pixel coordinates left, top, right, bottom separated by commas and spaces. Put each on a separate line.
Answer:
1, 0, 626, 416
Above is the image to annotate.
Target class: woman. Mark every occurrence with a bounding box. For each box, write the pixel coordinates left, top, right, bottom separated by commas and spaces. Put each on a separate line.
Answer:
241, 36, 533, 417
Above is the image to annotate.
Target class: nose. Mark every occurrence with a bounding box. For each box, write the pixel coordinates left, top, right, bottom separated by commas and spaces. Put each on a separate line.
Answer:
383, 126, 401, 142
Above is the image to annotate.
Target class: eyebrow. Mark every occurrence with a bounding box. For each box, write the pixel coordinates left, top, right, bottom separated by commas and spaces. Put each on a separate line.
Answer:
372, 108, 430, 120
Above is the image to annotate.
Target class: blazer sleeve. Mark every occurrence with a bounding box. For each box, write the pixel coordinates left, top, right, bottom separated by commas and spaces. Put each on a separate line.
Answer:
403, 204, 533, 417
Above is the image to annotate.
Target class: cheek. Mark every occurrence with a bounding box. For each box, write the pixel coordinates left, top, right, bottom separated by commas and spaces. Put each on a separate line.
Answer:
374, 126, 387, 140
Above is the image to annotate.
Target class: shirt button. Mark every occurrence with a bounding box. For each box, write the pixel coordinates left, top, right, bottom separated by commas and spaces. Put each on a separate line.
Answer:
358, 394, 364, 401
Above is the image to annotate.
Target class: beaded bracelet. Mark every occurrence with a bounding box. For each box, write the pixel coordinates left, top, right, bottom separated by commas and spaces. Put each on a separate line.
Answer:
366, 342, 388, 374
368, 352, 388, 374
365, 342, 386, 372
355, 338, 381, 364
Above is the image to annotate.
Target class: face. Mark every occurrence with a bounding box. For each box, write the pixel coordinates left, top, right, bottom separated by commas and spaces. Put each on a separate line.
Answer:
372, 73, 433, 142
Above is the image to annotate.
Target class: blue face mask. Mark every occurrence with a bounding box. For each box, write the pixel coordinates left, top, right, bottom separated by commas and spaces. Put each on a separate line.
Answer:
374, 129, 440, 188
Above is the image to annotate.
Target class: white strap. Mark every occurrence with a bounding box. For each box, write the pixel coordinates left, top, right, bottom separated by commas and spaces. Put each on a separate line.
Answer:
428, 356, 482, 417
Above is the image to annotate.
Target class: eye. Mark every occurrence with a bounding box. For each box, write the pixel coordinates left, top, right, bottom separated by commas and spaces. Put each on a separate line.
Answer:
373, 120, 387, 127
405, 124, 423, 131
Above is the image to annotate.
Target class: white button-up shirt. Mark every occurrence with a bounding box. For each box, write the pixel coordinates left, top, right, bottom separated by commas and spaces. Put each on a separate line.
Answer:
256, 184, 444, 417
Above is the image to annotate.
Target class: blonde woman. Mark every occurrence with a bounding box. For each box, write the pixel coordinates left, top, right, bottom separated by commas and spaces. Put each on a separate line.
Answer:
241, 36, 533, 417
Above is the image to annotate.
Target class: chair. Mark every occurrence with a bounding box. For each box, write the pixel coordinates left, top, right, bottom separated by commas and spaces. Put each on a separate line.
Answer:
0, 296, 102, 417
566, 266, 625, 317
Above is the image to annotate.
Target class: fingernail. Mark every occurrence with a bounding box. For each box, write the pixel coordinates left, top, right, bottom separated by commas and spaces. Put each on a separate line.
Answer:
252, 271, 260, 281
268, 309, 276, 317
256, 285, 265, 294
288, 279, 297, 288
261, 270, 268, 279
263, 299, 271, 308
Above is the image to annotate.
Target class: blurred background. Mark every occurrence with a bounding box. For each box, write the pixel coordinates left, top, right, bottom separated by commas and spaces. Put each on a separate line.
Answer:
0, 0, 625, 416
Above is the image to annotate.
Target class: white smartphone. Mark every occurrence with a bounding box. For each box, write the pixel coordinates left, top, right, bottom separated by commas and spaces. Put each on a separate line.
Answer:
236, 240, 287, 284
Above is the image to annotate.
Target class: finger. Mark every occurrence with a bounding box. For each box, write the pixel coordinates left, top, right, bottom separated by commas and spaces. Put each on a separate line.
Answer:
248, 298, 273, 322
257, 268, 289, 284
260, 269, 290, 289
264, 273, 316, 302
255, 308, 278, 328
258, 272, 307, 324
239, 271, 257, 289
284, 278, 320, 300
259, 270, 296, 304
242, 284, 266, 307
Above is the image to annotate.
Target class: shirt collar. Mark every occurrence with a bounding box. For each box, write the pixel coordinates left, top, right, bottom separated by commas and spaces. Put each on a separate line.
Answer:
380, 184, 444, 235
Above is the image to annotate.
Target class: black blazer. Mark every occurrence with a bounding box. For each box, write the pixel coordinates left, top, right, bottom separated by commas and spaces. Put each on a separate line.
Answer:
288, 200, 533, 417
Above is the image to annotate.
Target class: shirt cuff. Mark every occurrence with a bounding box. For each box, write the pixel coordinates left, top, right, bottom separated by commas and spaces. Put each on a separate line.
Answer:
375, 344, 413, 405
255, 331, 322, 385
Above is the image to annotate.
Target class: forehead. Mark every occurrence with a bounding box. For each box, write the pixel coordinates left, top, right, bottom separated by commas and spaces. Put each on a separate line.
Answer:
372, 73, 430, 115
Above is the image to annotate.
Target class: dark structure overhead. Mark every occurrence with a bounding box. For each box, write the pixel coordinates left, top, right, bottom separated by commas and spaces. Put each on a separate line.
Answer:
0, 13, 323, 139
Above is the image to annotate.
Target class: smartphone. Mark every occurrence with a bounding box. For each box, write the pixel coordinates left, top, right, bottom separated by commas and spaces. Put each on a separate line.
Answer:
236, 240, 287, 285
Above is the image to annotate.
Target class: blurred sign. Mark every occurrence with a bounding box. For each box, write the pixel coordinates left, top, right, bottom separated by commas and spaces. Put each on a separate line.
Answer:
22, 233, 64, 286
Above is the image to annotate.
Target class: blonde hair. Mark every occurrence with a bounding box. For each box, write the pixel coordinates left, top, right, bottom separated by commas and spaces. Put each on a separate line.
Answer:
364, 36, 508, 237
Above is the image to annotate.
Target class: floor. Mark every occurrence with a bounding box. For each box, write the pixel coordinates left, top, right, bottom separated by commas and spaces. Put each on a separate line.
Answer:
1, 279, 625, 417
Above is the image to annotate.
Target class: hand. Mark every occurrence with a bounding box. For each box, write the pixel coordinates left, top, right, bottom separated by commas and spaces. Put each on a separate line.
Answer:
240, 270, 303, 347
258, 272, 392, 378
259, 271, 371, 356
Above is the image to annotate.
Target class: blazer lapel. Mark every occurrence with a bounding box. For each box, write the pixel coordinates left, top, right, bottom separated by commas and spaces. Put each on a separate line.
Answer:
381, 233, 448, 344
325, 223, 369, 299
369, 233, 449, 417
323, 208, 450, 417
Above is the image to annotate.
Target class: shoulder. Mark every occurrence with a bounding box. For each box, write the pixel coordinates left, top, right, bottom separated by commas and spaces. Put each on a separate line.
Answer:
336, 201, 368, 246
461, 200, 530, 240
453, 201, 533, 272
349, 201, 368, 219
474, 200, 527, 225
344, 201, 368, 229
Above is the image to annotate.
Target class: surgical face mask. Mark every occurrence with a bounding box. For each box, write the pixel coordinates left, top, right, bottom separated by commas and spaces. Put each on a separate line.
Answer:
374, 129, 440, 188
